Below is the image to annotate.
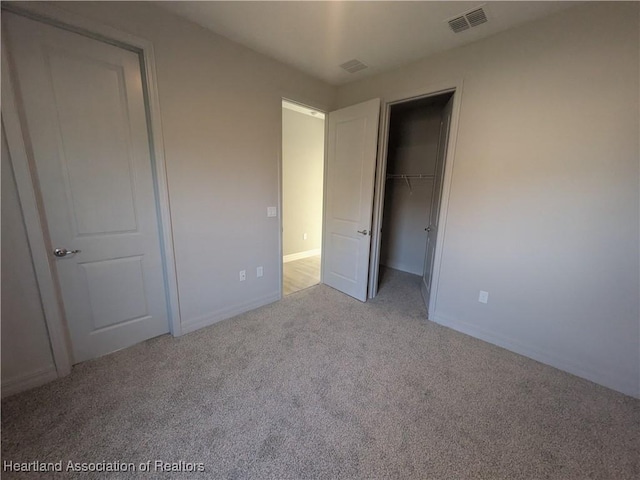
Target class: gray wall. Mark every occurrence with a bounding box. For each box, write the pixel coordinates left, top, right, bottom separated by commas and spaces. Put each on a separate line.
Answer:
381, 104, 442, 275
282, 108, 324, 257
338, 2, 640, 397
1, 127, 57, 396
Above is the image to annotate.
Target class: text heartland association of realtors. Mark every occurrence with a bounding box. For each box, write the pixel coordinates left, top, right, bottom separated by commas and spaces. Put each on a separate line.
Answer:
3, 460, 205, 473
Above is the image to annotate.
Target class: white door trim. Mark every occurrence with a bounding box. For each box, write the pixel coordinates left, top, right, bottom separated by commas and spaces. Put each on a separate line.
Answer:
368, 80, 464, 319
1, 3, 182, 377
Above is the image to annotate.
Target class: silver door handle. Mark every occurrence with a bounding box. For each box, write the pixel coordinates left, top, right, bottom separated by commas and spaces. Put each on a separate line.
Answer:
53, 248, 81, 258
357, 229, 369, 236
426, 226, 432, 232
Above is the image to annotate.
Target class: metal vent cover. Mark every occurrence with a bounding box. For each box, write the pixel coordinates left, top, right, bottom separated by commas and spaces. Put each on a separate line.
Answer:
466, 8, 488, 27
448, 6, 488, 33
448, 16, 470, 33
340, 59, 368, 74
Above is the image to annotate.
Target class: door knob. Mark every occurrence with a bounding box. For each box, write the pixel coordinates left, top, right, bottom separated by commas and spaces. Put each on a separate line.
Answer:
53, 248, 81, 258
357, 229, 369, 236
426, 226, 432, 232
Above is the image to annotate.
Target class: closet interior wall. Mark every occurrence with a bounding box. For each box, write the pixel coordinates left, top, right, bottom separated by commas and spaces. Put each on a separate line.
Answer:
379, 95, 451, 277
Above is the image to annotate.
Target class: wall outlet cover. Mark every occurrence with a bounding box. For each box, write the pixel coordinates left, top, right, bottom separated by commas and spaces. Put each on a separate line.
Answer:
478, 290, 489, 304
267, 206, 277, 217
239, 270, 246, 281
257, 266, 263, 278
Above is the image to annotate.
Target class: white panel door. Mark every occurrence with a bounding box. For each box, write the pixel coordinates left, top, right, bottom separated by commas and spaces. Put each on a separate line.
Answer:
4, 13, 170, 362
422, 96, 453, 314
323, 99, 380, 301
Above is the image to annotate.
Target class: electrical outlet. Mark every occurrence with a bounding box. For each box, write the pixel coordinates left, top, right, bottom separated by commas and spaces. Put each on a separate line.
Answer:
303, 233, 308, 240
257, 266, 263, 278
267, 206, 277, 217
239, 270, 246, 282
478, 290, 489, 304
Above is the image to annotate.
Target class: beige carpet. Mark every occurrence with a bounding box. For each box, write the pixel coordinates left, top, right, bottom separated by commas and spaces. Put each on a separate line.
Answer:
2, 268, 639, 479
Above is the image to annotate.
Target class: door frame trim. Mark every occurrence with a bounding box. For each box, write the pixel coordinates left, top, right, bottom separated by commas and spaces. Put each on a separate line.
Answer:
368, 80, 464, 318
1, 3, 182, 377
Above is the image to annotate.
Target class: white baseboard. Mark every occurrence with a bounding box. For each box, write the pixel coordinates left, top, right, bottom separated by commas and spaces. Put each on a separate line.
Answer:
1, 365, 58, 398
283, 249, 321, 263
180, 292, 281, 335
430, 312, 639, 399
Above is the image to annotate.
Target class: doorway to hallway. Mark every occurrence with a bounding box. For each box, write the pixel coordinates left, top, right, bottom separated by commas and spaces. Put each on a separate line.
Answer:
281, 100, 325, 295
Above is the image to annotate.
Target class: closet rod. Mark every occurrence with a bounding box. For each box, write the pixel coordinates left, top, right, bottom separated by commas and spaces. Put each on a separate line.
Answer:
386, 174, 435, 179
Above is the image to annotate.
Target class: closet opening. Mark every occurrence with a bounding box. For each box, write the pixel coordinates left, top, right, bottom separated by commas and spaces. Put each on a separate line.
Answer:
281, 100, 326, 296
375, 91, 454, 314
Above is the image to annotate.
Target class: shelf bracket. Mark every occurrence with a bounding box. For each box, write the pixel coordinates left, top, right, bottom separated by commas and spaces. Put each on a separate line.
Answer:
404, 175, 412, 193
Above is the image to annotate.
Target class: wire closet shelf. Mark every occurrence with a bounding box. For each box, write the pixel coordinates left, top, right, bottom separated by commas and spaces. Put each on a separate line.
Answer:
386, 173, 435, 192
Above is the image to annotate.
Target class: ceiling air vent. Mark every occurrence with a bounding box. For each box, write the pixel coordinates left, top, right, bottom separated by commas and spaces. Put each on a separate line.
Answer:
340, 59, 368, 74
448, 6, 488, 33
466, 8, 488, 27
448, 16, 470, 33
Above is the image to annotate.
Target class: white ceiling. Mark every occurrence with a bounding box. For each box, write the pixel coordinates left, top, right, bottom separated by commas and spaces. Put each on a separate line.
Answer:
159, 1, 577, 86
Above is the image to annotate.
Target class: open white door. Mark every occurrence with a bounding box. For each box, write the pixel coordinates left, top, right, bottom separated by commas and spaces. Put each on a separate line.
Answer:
422, 96, 454, 314
323, 99, 380, 301
4, 13, 170, 362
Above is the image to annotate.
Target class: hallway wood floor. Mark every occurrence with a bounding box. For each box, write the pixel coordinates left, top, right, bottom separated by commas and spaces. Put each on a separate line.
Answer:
283, 255, 321, 295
